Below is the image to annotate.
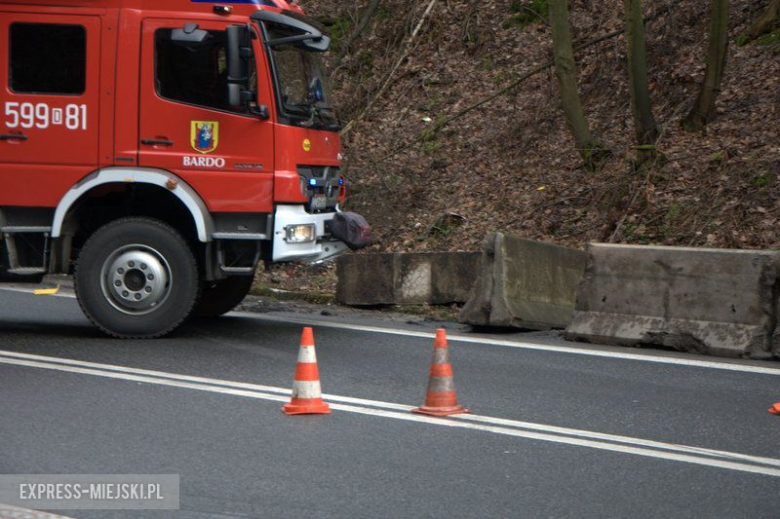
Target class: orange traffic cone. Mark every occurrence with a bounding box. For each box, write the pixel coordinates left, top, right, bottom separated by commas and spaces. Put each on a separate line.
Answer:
769, 403, 780, 415
412, 328, 469, 417
282, 327, 331, 415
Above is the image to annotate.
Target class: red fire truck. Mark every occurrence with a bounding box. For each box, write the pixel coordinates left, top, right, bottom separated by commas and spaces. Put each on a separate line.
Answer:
0, 0, 368, 337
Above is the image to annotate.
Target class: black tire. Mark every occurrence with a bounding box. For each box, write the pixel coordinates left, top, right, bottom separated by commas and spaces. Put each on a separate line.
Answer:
74, 217, 198, 338
193, 275, 254, 317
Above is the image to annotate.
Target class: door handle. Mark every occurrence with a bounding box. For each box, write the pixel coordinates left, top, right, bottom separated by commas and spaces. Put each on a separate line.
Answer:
141, 139, 174, 146
1, 133, 28, 141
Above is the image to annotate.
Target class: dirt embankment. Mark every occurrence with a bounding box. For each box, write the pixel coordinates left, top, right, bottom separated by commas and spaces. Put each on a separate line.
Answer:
306, 0, 780, 255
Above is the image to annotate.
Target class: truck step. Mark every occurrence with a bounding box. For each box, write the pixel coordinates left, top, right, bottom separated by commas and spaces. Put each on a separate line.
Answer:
212, 232, 268, 241
7, 267, 47, 275
219, 266, 254, 274
0, 226, 52, 234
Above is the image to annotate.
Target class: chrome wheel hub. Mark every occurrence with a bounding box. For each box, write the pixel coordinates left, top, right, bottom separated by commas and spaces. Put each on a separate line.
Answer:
101, 246, 171, 315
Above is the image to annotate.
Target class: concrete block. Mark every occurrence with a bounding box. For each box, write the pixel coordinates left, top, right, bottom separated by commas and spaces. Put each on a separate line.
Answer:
397, 254, 433, 304
565, 244, 780, 359
459, 234, 587, 330
336, 253, 395, 305
336, 252, 480, 306
431, 252, 480, 304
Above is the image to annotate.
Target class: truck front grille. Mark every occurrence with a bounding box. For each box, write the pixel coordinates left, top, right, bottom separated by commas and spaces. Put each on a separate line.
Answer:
297, 166, 342, 214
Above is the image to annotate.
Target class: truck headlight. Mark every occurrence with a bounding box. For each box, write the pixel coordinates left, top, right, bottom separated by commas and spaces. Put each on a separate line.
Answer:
284, 224, 316, 243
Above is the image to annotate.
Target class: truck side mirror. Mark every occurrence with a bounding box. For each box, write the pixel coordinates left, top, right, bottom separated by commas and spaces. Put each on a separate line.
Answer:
226, 24, 251, 108
251, 105, 270, 120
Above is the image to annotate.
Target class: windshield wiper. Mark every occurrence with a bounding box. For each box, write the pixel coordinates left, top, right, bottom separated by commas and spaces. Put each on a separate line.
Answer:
283, 103, 339, 130
283, 102, 312, 116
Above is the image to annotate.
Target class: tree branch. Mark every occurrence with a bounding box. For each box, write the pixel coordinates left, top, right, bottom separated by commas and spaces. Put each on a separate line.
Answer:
342, 0, 438, 136
373, 1, 679, 164
331, 0, 381, 74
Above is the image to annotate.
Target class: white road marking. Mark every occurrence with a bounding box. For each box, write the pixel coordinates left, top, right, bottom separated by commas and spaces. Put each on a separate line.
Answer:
238, 313, 780, 377
0, 286, 73, 298
1, 285, 777, 376
1, 350, 779, 478
0, 503, 74, 518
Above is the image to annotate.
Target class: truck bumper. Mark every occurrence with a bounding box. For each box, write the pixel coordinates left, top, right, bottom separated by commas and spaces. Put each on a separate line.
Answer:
271, 204, 349, 263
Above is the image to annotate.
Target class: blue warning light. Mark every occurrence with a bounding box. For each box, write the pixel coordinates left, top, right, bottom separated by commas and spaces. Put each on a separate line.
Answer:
308, 178, 318, 187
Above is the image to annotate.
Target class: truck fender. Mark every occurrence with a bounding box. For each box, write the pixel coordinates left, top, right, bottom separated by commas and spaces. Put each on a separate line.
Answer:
52, 167, 214, 242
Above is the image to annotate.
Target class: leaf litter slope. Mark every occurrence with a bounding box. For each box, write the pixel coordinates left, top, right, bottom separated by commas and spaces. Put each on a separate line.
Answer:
308, 0, 779, 254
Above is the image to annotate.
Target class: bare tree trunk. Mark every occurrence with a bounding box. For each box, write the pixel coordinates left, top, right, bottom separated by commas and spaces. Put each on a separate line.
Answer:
376, 1, 681, 165
332, 0, 381, 73
748, 0, 780, 39
624, 0, 659, 147
684, 0, 729, 131
549, 0, 607, 169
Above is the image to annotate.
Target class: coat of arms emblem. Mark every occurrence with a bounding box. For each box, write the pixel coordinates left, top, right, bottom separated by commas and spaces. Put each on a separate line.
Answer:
191, 121, 219, 154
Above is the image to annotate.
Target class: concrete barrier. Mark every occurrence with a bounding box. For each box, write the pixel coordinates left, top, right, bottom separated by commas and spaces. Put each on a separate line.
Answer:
458, 234, 587, 330
336, 252, 480, 306
565, 244, 780, 359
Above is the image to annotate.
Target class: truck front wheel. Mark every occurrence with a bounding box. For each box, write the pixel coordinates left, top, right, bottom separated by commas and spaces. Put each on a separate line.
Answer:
192, 275, 255, 318
74, 217, 199, 338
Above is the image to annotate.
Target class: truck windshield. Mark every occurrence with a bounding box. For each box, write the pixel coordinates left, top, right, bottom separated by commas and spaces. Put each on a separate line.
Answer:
264, 26, 338, 130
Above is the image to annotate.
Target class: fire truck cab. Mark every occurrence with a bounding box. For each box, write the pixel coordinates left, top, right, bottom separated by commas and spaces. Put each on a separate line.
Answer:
0, 0, 363, 337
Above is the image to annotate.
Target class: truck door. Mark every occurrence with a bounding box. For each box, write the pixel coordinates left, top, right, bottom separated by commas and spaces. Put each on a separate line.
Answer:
137, 19, 275, 213
0, 13, 101, 207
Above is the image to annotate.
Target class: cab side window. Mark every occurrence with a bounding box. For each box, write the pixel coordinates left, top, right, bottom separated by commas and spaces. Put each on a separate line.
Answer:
155, 28, 252, 114
9, 23, 86, 95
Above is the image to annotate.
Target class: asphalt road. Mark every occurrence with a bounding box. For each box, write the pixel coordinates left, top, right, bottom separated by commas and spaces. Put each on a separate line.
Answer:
0, 286, 779, 518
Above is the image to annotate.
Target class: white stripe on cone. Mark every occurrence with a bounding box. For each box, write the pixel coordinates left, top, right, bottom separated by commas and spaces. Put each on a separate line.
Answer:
297, 346, 318, 363
291, 380, 323, 399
